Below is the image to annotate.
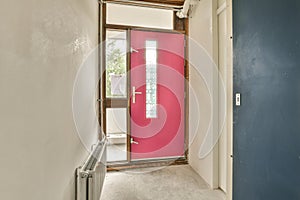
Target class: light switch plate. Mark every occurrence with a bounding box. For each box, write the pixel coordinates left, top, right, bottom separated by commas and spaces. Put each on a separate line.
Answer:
236, 93, 241, 106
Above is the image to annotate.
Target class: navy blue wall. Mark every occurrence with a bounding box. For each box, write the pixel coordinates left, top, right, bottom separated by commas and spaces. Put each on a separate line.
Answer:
233, 0, 300, 199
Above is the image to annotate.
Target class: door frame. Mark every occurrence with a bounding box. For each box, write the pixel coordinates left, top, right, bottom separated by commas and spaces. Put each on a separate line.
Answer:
100, 3, 190, 169
226, 0, 233, 199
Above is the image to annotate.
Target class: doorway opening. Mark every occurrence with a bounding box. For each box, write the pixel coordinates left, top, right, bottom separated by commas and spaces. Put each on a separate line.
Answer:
100, 2, 189, 167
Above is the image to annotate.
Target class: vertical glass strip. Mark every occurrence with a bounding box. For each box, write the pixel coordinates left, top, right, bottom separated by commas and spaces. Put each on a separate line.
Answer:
145, 40, 157, 119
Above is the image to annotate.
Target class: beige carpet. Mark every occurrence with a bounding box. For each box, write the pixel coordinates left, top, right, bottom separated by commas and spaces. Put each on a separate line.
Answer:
100, 165, 226, 200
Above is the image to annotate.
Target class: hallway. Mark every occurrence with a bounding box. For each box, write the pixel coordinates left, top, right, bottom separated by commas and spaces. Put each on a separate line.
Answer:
101, 165, 225, 200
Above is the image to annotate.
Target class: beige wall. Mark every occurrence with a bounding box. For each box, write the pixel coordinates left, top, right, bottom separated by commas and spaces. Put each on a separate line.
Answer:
188, 0, 233, 194
0, 0, 99, 199
218, 0, 228, 192
188, 0, 219, 188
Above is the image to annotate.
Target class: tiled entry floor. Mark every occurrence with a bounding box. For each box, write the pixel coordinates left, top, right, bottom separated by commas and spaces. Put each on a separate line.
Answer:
101, 165, 226, 200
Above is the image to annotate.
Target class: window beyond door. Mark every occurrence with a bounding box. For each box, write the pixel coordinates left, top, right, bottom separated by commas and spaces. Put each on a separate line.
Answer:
106, 3, 173, 29
105, 30, 127, 98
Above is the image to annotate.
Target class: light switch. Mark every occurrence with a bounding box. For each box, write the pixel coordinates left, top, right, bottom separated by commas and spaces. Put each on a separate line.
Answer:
236, 93, 241, 106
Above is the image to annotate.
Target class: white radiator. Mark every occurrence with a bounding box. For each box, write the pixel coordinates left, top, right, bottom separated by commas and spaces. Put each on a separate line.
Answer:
76, 138, 107, 200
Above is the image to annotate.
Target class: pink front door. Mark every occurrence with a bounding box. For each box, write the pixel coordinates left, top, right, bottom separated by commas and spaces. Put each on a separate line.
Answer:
130, 30, 185, 160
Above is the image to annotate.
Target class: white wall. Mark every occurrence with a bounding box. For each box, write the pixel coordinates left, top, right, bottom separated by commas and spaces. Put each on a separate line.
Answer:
0, 0, 99, 199
188, 0, 219, 188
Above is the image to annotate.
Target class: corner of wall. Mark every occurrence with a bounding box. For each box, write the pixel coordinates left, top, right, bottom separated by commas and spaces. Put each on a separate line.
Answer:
188, 0, 220, 189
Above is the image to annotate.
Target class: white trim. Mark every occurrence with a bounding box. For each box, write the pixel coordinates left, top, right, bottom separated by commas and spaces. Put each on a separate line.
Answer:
217, 2, 226, 15
132, 156, 185, 162
226, 0, 233, 199
100, 0, 183, 11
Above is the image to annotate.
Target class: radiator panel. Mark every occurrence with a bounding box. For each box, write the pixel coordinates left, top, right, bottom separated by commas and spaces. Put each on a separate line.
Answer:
76, 139, 107, 200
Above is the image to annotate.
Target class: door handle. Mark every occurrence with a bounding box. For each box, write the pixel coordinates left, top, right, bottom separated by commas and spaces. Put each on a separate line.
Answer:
132, 86, 142, 104
130, 138, 139, 144
130, 47, 139, 53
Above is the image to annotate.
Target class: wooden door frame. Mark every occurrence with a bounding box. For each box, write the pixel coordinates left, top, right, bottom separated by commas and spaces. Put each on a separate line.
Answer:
100, 3, 189, 169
